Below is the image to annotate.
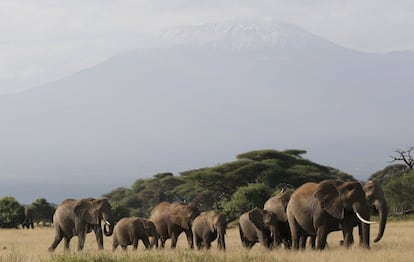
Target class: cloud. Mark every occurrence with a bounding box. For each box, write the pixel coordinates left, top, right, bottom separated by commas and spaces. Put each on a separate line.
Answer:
0, 0, 413, 94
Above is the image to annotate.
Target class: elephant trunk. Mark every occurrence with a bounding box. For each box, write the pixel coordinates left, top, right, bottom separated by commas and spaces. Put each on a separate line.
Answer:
269, 224, 280, 248
103, 218, 114, 236
373, 200, 388, 242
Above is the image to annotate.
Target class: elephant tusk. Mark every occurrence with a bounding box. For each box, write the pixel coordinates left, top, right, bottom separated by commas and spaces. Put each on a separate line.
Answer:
105, 220, 111, 225
356, 212, 376, 224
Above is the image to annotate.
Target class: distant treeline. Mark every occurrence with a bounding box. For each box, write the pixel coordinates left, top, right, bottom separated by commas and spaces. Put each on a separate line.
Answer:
103, 149, 355, 221
370, 163, 414, 214
1, 148, 413, 228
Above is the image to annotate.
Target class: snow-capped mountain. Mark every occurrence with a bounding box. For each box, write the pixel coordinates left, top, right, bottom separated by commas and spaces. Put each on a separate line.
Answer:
0, 20, 413, 203
161, 20, 338, 50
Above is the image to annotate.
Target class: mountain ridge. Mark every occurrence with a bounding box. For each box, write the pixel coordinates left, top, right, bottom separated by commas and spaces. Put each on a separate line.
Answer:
1, 20, 413, 203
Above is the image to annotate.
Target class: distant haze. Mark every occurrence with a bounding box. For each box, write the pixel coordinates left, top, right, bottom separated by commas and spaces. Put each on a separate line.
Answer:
0, 20, 413, 204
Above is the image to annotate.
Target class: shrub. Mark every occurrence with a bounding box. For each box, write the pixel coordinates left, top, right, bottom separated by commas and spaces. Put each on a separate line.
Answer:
0, 196, 24, 228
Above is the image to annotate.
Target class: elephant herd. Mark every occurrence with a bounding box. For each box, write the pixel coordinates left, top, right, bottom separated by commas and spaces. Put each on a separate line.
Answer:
47, 180, 388, 253
239, 180, 387, 250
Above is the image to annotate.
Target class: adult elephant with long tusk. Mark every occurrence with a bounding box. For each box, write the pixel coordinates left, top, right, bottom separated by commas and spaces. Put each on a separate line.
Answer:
362, 180, 388, 243
338, 180, 388, 247
48, 198, 100, 252
86, 198, 115, 249
48, 198, 114, 252
287, 180, 376, 250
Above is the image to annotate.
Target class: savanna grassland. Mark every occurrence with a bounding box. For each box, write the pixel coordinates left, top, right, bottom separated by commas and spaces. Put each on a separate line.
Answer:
1, 220, 414, 262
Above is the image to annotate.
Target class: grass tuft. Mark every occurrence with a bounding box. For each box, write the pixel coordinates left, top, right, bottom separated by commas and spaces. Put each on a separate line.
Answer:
1, 221, 414, 261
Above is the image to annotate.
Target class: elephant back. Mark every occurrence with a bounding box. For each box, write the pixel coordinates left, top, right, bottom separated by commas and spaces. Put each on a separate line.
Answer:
264, 190, 293, 222
150, 202, 200, 237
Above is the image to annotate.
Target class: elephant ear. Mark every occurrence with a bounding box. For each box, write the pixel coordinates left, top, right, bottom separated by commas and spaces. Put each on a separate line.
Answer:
315, 180, 344, 220
74, 199, 98, 225
209, 212, 219, 233
248, 208, 265, 231
91, 198, 108, 219
171, 213, 190, 230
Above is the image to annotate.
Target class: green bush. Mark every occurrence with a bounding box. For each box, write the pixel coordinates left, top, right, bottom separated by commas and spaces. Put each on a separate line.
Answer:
384, 170, 414, 213
0, 196, 24, 228
111, 201, 131, 222
221, 183, 272, 221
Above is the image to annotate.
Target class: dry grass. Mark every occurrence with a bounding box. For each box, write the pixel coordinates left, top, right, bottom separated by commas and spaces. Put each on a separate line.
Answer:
0, 221, 414, 261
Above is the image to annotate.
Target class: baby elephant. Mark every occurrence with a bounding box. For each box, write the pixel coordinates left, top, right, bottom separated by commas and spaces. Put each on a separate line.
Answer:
239, 208, 275, 249
192, 211, 226, 250
141, 218, 160, 248
112, 217, 154, 251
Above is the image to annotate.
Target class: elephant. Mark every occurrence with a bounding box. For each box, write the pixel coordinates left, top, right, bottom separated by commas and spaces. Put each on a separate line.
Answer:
85, 198, 115, 250
49, 198, 115, 251
141, 218, 160, 248
362, 180, 388, 243
22, 207, 34, 229
150, 201, 200, 249
21, 201, 55, 228
337, 180, 388, 246
287, 180, 375, 250
112, 217, 153, 251
263, 189, 294, 248
48, 198, 100, 252
239, 207, 276, 249
192, 211, 226, 250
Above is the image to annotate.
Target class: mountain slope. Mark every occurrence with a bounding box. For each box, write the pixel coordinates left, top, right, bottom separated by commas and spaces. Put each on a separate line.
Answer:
0, 20, 413, 203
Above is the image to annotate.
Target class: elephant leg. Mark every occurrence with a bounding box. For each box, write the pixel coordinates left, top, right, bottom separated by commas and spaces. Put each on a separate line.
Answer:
142, 237, 151, 249
289, 220, 301, 250
48, 231, 64, 252
112, 241, 118, 251
217, 234, 225, 250
316, 227, 329, 250
64, 236, 71, 252
152, 237, 159, 248
132, 239, 138, 250
342, 229, 354, 248
241, 238, 248, 248
240, 234, 250, 249
247, 241, 255, 249
357, 223, 370, 247
170, 233, 178, 249
204, 237, 211, 250
241, 240, 246, 248
94, 225, 104, 250
299, 236, 307, 249
309, 235, 316, 249
195, 235, 202, 250
148, 236, 154, 249
184, 230, 194, 249
160, 238, 166, 248
359, 223, 370, 248
220, 236, 226, 251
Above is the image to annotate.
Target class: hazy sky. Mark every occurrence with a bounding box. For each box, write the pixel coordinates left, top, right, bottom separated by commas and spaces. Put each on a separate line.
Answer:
1, 0, 414, 94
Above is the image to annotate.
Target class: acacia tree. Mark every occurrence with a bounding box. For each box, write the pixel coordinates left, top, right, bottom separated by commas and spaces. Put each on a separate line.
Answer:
31, 198, 55, 226
390, 147, 414, 170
